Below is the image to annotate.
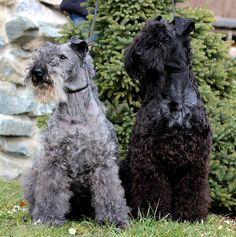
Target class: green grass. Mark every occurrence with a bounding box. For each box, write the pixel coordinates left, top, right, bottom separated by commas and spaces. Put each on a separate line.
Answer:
0, 179, 235, 237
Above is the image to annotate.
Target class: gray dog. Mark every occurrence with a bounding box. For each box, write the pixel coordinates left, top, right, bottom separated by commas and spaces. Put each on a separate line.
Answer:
22, 37, 129, 226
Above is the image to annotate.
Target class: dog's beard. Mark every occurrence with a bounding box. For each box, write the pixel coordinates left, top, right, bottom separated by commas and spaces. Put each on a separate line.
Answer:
29, 74, 67, 104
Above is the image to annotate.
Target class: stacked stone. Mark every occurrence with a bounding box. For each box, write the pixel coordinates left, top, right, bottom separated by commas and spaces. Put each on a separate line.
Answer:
0, 0, 67, 179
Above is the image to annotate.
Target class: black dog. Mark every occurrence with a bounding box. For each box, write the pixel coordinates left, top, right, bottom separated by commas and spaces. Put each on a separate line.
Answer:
120, 16, 212, 221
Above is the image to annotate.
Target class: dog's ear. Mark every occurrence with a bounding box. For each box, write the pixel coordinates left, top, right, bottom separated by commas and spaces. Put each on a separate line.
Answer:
154, 15, 162, 21
124, 43, 142, 80
70, 37, 88, 58
173, 16, 195, 36
125, 46, 164, 80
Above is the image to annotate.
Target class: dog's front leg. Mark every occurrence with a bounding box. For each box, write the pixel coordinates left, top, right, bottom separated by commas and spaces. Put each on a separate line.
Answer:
31, 164, 72, 225
22, 168, 38, 215
91, 162, 129, 227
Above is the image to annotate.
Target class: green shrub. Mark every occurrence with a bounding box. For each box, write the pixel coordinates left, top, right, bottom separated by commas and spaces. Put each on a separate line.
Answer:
58, 1, 236, 212
36, 114, 50, 129
178, 7, 236, 212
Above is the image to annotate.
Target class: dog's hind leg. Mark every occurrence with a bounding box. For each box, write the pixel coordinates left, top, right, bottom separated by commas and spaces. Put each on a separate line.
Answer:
119, 158, 131, 207
171, 163, 211, 221
91, 161, 129, 227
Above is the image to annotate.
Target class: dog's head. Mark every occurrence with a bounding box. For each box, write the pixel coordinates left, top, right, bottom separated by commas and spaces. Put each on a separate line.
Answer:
124, 16, 195, 80
25, 37, 94, 104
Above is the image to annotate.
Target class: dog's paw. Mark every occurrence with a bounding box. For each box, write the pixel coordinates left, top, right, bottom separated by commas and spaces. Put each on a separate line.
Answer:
33, 216, 65, 225
97, 218, 129, 229
113, 220, 129, 229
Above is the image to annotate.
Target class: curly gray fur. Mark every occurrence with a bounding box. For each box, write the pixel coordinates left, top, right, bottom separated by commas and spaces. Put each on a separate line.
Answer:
22, 38, 129, 226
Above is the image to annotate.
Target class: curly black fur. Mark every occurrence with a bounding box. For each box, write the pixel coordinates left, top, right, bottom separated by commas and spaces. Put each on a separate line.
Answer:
120, 16, 212, 221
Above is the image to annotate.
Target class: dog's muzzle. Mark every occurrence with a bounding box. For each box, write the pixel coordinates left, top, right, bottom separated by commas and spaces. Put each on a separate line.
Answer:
31, 67, 50, 87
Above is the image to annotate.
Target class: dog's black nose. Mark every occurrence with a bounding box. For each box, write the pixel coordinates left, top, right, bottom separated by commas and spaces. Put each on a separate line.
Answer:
32, 68, 45, 78
31, 67, 47, 86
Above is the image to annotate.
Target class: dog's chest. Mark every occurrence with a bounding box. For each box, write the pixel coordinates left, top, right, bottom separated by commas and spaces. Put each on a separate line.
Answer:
48, 102, 115, 172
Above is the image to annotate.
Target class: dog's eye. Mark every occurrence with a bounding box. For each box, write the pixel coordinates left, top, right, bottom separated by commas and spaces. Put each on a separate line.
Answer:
59, 54, 67, 59
162, 33, 170, 41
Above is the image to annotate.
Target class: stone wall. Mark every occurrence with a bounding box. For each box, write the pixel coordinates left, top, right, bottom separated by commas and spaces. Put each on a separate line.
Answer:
0, 0, 67, 179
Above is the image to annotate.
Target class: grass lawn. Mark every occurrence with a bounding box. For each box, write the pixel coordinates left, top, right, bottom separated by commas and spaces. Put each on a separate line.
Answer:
0, 179, 235, 237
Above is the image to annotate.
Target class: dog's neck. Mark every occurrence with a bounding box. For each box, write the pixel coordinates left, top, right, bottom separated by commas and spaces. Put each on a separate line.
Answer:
54, 82, 103, 125
55, 65, 96, 122
166, 65, 190, 74
165, 68, 199, 108
55, 87, 90, 122
166, 68, 192, 88
66, 82, 89, 93
141, 66, 196, 102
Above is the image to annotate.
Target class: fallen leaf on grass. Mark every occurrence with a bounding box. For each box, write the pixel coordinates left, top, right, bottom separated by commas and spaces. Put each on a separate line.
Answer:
19, 200, 27, 208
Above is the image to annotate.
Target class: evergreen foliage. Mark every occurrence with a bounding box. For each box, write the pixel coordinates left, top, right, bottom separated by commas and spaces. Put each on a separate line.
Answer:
58, 1, 236, 212
179, 7, 236, 212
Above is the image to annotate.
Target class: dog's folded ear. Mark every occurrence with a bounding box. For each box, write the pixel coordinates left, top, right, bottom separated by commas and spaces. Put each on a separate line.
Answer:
70, 37, 88, 58
154, 15, 162, 21
173, 16, 195, 36
124, 44, 142, 80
